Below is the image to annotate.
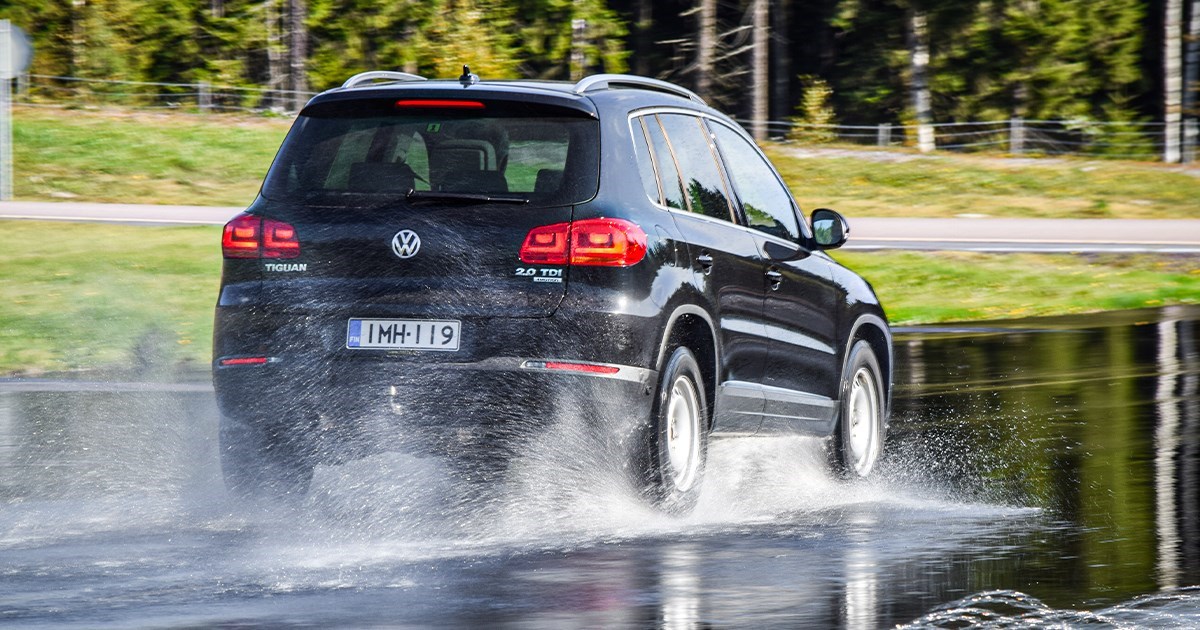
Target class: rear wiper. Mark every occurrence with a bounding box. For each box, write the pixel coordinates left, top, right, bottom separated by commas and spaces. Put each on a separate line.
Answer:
406, 190, 529, 205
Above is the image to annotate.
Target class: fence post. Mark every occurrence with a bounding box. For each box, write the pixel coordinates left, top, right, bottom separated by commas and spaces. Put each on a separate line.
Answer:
197, 82, 211, 112
1010, 117, 1025, 155
877, 123, 891, 147
1185, 119, 1198, 164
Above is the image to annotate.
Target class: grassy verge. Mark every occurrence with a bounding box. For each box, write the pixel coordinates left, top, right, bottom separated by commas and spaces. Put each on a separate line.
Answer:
764, 145, 1200, 220
0, 221, 221, 375
13, 107, 289, 206
11, 107, 1200, 218
0, 220, 1196, 375
832, 251, 1200, 324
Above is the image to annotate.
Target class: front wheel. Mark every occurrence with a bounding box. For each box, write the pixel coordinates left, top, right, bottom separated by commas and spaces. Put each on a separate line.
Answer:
639, 346, 709, 513
828, 340, 886, 478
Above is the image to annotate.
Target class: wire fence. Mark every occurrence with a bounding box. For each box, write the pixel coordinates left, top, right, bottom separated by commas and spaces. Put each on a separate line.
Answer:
759, 118, 1199, 163
10, 73, 1199, 162
16, 73, 316, 115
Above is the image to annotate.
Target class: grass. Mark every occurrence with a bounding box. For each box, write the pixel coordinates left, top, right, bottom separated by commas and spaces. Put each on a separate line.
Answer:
832, 250, 1200, 324
763, 145, 1200, 220
0, 220, 1196, 375
0, 221, 221, 375
13, 107, 289, 206
10, 106, 1200, 218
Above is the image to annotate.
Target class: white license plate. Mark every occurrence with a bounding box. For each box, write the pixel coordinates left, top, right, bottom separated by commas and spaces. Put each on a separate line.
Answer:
346, 319, 461, 351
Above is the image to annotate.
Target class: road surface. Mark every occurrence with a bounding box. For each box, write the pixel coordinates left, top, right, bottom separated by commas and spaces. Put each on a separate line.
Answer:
1, 200, 1198, 253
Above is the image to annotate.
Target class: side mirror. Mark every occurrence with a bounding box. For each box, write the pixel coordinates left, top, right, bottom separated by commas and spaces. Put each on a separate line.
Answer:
810, 208, 849, 250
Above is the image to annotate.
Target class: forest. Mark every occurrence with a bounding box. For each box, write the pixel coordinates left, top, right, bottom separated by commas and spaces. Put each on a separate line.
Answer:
1, 0, 1197, 159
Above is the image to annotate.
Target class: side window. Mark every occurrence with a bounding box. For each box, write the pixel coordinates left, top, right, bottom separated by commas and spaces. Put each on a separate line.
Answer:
709, 122, 802, 242
631, 117, 662, 205
658, 113, 732, 221
642, 115, 687, 210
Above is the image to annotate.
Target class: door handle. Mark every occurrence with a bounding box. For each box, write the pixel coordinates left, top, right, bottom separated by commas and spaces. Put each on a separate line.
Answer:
696, 253, 714, 275
766, 268, 783, 290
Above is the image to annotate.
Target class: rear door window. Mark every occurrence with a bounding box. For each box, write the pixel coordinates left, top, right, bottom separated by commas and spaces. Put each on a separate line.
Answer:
657, 113, 733, 222
263, 99, 599, 207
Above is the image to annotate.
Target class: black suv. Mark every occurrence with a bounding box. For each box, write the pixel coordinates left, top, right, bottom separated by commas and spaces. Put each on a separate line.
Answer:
213, 69, 891, 510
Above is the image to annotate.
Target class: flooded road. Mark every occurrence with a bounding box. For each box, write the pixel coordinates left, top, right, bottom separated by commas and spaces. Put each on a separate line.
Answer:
1, 306, 1198, 628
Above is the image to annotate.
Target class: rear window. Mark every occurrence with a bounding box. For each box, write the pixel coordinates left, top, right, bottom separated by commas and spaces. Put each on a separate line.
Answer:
261, 98, 600, 206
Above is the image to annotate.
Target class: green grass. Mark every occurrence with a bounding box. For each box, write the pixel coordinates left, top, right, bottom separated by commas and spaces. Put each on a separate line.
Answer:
0, 220, 1196, 375
11, 107, 1200, 218
14, 107, 290, 206
764, 145, 1200, 220
0, 221, 221, 375
833, 250, 1200, 324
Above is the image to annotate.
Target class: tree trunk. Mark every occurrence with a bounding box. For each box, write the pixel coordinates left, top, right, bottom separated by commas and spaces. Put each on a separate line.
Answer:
906, 7, 935, 153
1186, 0, 1200, 161
770, 0, 790, 124
634, 0, 652, 76
571, 18, 587, 81
1185, 0, 1199, 117
71, 0, 86, 77
1166, 0, 1183, 163
265, 0, 285, 108
696, 0, 715, 98
288, 0, 308, 111
751, 0, 768, 140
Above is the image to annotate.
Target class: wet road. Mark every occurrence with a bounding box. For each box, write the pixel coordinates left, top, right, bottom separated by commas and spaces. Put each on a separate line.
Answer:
1, 306, 1199, 628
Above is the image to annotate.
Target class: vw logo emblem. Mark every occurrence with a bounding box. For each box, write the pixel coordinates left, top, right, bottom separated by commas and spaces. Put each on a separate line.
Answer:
391, 230, 422, 259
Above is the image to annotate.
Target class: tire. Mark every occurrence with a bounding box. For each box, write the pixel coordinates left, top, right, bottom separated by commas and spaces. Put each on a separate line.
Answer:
639, 346, 709, 513
219, 415, 313, 501
828, 340, 886, 479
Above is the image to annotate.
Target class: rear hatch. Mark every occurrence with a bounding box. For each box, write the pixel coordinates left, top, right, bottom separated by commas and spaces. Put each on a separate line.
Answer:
237, 92, 600, 320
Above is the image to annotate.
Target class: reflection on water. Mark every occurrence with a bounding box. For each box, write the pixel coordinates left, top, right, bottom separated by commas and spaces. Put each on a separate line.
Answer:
890, 305, 1200, 616
0, 306, 1197, 627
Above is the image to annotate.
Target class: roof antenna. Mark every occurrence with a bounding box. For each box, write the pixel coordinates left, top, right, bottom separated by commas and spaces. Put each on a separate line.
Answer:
459, 64, 479, 87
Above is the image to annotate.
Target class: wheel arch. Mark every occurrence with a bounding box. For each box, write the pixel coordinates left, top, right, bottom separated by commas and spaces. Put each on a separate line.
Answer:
655, 305, 719, 430
846, 313, 893, 419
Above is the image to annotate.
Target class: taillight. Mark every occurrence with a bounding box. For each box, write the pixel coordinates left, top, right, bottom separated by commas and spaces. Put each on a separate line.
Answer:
222, 214, 260, 258
519, 223, 570, 265
570, 218, 648, 266
222, 213, 300, 259
519, 218, 647, 267
261, 219, 300, 258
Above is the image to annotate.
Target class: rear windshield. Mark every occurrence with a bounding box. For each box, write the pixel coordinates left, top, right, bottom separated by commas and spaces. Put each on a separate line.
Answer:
261, 98, 600, 206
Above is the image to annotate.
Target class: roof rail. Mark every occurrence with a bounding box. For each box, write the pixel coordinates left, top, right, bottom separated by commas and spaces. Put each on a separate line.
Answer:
342, 71, 428, 89
574, 74, 705, 105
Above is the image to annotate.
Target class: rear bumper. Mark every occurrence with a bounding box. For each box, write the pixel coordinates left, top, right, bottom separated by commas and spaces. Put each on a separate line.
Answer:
213, 354, 657, 464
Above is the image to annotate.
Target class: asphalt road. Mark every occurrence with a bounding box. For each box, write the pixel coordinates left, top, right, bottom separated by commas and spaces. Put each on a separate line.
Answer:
1, 200, 1198, 253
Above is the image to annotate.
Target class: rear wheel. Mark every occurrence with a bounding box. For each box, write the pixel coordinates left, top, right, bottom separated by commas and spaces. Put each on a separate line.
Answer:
640, 346, 709, 513
219, 415, 313, 501
828, 340, 885, 478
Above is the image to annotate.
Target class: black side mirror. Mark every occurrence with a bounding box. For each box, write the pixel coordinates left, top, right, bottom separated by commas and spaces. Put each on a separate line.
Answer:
810, 208, 849, 250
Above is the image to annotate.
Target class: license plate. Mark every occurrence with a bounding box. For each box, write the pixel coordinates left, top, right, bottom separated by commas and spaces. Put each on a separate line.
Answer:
346, 319, 461, 351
